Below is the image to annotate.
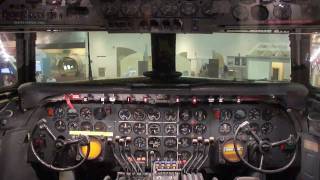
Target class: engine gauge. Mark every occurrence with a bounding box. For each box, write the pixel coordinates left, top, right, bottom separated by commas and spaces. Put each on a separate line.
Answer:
80, 107, 92, 120
147, 108, 161, 121
94, 122, 106, 131
165, 109, 177, 121
160, 1, 178, 16
179, 109, 192, 121
251, 5, 269, 21
248, 108, 260, 121
179, 151, 191, 162
164, 124, 177, 135
54, 107, 65, 118
164, 137, 177, 148
219, 123, 232, 135
148, 137, 161, 148
120, 0, 140, 16
55, 120, 66, 132
133, 123, 146, 135
118, 109, 131, 121
220, 109, 232, 121
68, 121, 79, 131
67, 108, 78, 119
262, 108, 273, 121
273, 3, 292, 20
261, 122, 273, 135
133, 108, 146, 121
194, 109, 207, 121
232, 5, 249, 21
134, 137, 146, 149
148, 123, 161, 135
181, 1, 198, 16
234, 109, 247, 121
140, 2, 158, 17
193, 123, 207, 135
164, 151, 177, 160
103, 2, 119, 17
179, 123, 192, 135
80, 121, 93, 131
249, 123, 260, 134
118, 122, 132, 135
179, 137, 192, 148
202, 0, 221, 16
134, 150, 146, 162
93, 107, 107, 120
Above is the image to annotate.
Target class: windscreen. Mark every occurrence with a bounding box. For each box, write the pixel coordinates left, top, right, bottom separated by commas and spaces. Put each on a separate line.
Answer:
176, 33, 291, 82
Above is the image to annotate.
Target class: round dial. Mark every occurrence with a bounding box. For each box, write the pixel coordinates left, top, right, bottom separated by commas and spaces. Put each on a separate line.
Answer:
261, 122, 273, 135
80, 121, 93, 131
148, 137, 161, 149
93, 107, 107, 120
164, 124, 177, 135
133, 108, 146, 121
165, 109, 177, 121
179, 137, 191, 148
193, 123, 207, 135
147, 108, 161, 121
134, 137, 146, 149
219, 123, 232, 135
248, 108, 260, 121
140, 2, 158, 17
179, 151, 191, 162
194, 109, 207, 121
55, 120, 66, 132
202, 1, 221, 16
232, 5, 249, 21
234, 109, 247, 121
134, 150, 146, 161
164, 137, 177, 148
120, 0, 140, 16
80, 107, 92, 120
67, 108, 78, 119
118, 122, 132, 135
179, 123, 192, 135
68, 121, 79, 131
160, 1, 178, 16
179, 109, 192, 121
164, 151, 177, 160
251, 5, 269, 21
221, 109, 232, 121
133, 123, 146, 135
262, 108, 273, 121
249, 123, 260, 134
148, 123, 161, 135
273, 3, 292, 20
181, 2, 198, 16
94, 122, 106, 131
118, 109, 131, 121
103, 3, 119, 17
54, 107, 65, 118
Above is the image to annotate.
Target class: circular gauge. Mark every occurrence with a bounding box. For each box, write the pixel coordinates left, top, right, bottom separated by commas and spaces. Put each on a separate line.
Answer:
80, 121, 93, 131
149, 150, 161, 160
93, 107, 107, 120
160, 1, 178, 16
248, 108, 261, 121
68, 121, 79, 131
164, 109, 177, 121
140, 2, 158, 17
134, 150, 146, 162
234, 109, 247, 121
202, 1, 221, 16
249, 123, 260, 134
194, 109, 207, 121
120, 0, 140, 16
222, 140, 245, 163
103, 3, 119, 17
148, 123, 161, 135
193, 123, 207, 135
179, 151, 191, 162
164, 137, 177, 148
133, 108, 146, 121
261, 122, 274, 135
94, 122, 106, 131
55, 120, 66, 132
179, 109, 192, 121
179, 137, 191, 148
133, 123, 146, 135
118, 122, 132, 135
221, 109, 232, 121
251, 5, 269, 21
262, 108, 273, 121
164, 151, 177, 160
134, 137, 146, 149
147, 108, 161, 121
232, 5, 249, 21
118, 109, 131, 121
273, 3, 291, 20
179, 123, 192, 135
219, 123, 232, 135
54, 107, 65, 118
181, 2, 198, 16
164, 124, 177, 135
80, 107, 92, 120
148, 137, 161, 148
67, 108, 78, 119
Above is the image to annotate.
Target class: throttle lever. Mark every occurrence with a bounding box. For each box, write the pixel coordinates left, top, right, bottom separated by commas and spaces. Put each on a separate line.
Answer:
125, 137, 144, 174
182, 138, 198, 173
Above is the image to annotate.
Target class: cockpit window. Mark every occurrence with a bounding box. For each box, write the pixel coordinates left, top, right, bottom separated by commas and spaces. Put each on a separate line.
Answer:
310, 34, 320, 88
0, 33, 17, 88
35, 32, 152, 83
176, 33, 291, 82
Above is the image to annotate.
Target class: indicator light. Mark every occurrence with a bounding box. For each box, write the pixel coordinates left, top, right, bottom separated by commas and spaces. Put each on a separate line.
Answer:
143, 96, 148, 103
218, 97, 224, 103
208, 97, 215, 103
127, 96, 132, 103
175, 96, 180, 103
192, 96, 197, 105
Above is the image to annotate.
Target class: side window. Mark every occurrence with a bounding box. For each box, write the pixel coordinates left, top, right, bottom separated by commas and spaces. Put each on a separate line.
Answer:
0, 33, 17, 89
311, 34, 320, 87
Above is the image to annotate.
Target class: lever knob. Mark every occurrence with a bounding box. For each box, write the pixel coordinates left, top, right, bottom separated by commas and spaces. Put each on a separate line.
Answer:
125, 137, 132, 143
209, 137, 215, 144
204, 139, 210, 145
192, 139, 198, 145
197, 137, 203, 143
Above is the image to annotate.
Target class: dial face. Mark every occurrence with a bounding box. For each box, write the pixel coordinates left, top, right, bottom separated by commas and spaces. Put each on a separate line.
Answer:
221, 109, 232, 121
133, 123, 146, 135
261, 122, 273, 135
179, 151, 191, 162
160, 1, 178, 16
121, 0, 140, 16
219, 123, 232, 135
251, 5, 269, 21
55, 120, 66, 132
118, 109, 131, 121
134, 137, 146, 149
248, 108, 260, 121
80, 121, 93, 131
67, 108, 78, 119
234, 109, 247, 121
80, 107, 92, 120
147, 108, 161, 121
164, 151, 177, 160
93, 107, 107, 120
181, 2, 198, 16
164, 124, 177, 135
194, 109, 207, 121
148, 123, 161, 135
54, 107, 65, 118
179, 137, 192, 148
164, 137, 177, 148
179, 109, 192, 121
118, 122, 132, 135
134, 150, 146, 161
232, 5, 249, 21
179, 123, 192, 135
140, 2, 158, 17
103, 3, 119, 17
273, 3, 292, 20
165, 109, 177, 121
193, 123, 207, 135
148, 137, 161, 149
133, 108, 146, 121
94, 122, 106, 131
68, 121, 79, 131
250, 123, 260, 134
